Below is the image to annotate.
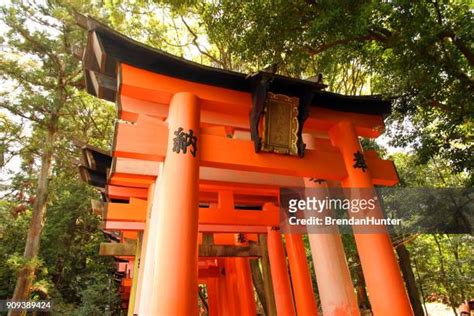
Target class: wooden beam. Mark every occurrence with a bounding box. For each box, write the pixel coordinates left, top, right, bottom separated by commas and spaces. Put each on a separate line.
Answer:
199, 205, 279, 227
199, 244, 260, 257
105, 198, 147, 222
198, 224, 268, 234
109, 173, 154, 188
113, 115, 347, 180
258, 234, 277, 316
120, 64, 385, 137
107, 185, 148, 200
105, 204, 278, 226
99, 242, 137, 256
198, 233, 258, 245
103, 221, 145, 231
112, 114, 398, 184
104, 187, 279, 225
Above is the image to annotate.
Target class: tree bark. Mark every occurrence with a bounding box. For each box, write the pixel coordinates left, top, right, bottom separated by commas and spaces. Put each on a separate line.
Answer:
412, 257, 429, 316
250, 258, 268, 315
10, 121, 57, 315
433, 235, 458, 316
396, 243, 425, 316
354, 260, 370, 311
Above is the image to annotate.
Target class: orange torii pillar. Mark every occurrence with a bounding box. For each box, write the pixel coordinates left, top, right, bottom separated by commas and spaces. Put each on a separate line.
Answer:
285, 233, 319, 316
329, 121, 413, 316
146, 92, 201, 315
267, 227, 296, 315
216, 259, 230, 315
223, 258, 241, 315
135, 179, 160, 315
206, 278, 219, 315
303, 134, 360, 316
235, 238, 257, 315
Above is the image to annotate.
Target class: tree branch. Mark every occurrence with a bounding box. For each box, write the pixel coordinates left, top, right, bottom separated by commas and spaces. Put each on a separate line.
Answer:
0, 102, 43, 124
4, 16, 63, 72
305, 29, 390, 56
180, 16, 227, 68
438, 30, 474, 67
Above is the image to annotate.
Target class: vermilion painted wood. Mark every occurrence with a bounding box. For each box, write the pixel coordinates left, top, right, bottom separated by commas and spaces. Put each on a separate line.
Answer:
199, 181, 279, 196
224, 259, 241, 315
197, 233, 258, 245
197, 266, 220, 279
121, 64, 250, 117
267, 227, 296, 316
106, 198, 147, 222
134, 183, 157, 315
302, 134, 360, 316
107, 185, 148, 200
121, 231, 138, 240
329, 121, 413, 316
216, 259, 231, 315
122, 278, 132, 287
119, 64, 385, 138
104, 221, 145, 231
206, 278, 219, 316
112, 157, 159, 176
112, 114, 398, 184
235, 257, 257, 315
198, 224, 268, 234
114, 114, 347, 179
103, 61, 403, 315
109, 173, 155, 188
365, 150, 399, 186
105, 222, 271, 234
285, 233, 319, 316
108, 154, 397, 191
199, 206, 279, 226
105, 199, 278, 226
147, 92, 200, 315
120, 94, 250, 129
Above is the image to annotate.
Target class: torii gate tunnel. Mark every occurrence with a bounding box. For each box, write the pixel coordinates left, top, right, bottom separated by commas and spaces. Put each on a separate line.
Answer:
76, 15, 413, 316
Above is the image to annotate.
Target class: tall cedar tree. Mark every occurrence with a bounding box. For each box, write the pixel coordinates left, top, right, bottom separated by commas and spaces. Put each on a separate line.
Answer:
0, 0, 89, 306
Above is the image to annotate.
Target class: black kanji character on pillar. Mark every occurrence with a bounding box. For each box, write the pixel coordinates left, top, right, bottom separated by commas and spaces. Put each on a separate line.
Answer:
353, 150, 367, 172
172, 127, 197, 157
237, 233, 246, 243
309, 178, 325, 184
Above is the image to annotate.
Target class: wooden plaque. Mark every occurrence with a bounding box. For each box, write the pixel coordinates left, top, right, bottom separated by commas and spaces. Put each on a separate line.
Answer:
261, 92, 299, 155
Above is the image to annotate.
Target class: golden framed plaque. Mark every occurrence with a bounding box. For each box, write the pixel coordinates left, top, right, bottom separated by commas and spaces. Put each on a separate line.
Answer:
260, 92, 300, 155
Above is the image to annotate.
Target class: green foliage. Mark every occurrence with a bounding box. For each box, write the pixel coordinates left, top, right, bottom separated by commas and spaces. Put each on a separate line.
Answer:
73, 272, 120, 316
390, 153, 473, 310
0, 201, 30, 298
161, 0, 473, 180
0, 0, 118, 312
408, 234, 473, 308
0, 0, 471, 313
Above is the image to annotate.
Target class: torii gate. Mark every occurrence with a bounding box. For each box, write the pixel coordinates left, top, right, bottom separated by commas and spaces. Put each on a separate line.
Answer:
76, 14, 413, 316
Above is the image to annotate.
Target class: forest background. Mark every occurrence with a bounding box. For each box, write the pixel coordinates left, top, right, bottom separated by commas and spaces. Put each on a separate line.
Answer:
0, 1, 472, 315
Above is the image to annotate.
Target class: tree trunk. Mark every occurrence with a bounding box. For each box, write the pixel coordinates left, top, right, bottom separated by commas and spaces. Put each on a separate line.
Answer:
10, 123, 56, 315
396, 243, 425, 316
433, 235, 458, 316
250, 258, 268, 315
412, 257, 429, 316
354, 261, 370, 311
